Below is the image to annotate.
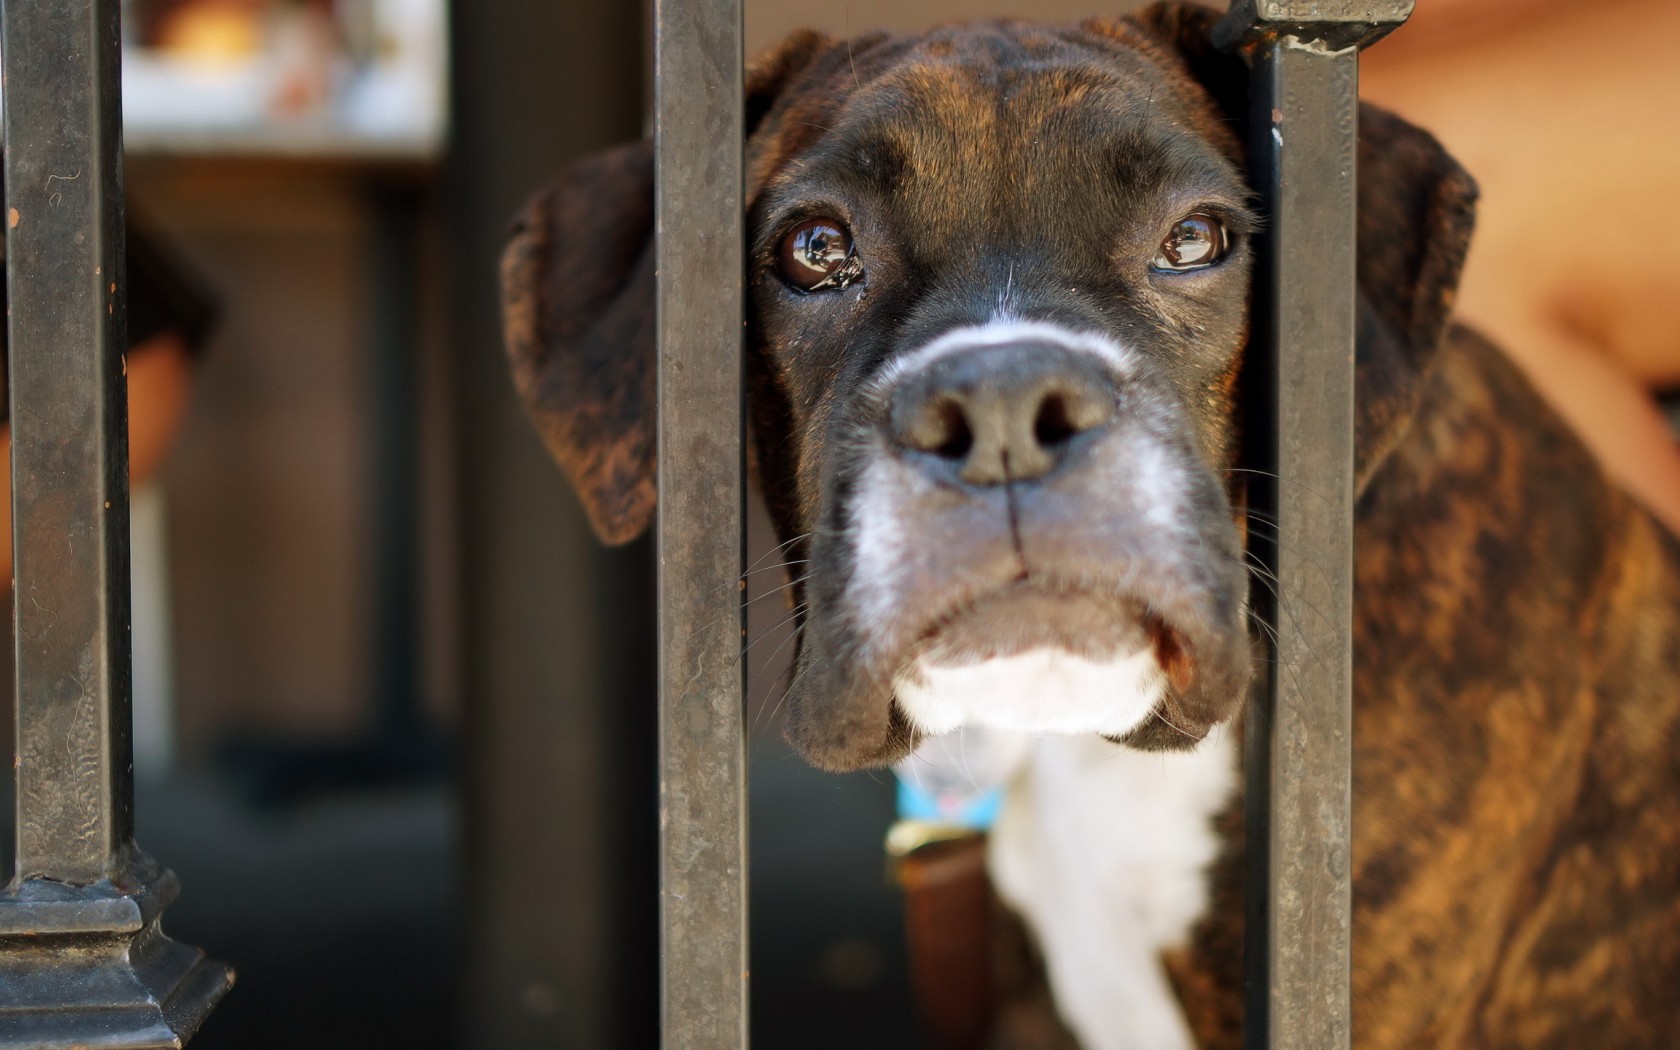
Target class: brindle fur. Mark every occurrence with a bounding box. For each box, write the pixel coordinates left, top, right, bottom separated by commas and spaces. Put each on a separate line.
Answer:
1170, 324, 1680, 1050
501, 4, 1680, 1046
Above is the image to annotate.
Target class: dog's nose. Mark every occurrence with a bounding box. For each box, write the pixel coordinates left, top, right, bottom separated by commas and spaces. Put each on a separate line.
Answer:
888, 342, 1115, 485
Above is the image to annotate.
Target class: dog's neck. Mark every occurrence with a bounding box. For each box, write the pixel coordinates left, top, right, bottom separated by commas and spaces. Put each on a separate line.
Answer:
988, 731, 1238, 1050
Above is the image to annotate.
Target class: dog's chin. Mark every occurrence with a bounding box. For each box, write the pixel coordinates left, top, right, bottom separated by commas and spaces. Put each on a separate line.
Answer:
784, 583, 1246, 771
893, 646, 1166, 738
912, 586, 1155, 665
890, 585, 1230, 743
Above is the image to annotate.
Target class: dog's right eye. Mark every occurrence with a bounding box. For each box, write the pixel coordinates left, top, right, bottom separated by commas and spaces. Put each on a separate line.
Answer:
777, 218, 863, 292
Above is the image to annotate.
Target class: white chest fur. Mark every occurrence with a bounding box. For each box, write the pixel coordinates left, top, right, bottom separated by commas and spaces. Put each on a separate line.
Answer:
987, 731, 1238, 1050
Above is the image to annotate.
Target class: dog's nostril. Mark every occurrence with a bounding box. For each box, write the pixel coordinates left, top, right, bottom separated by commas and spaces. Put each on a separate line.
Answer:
1033, 387, 1111, 449
1034, 394, 1078, 448
896, 396, 977, 460
932, 401, 974, 460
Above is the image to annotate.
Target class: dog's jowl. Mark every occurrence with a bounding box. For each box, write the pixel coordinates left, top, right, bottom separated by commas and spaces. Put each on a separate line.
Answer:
502, 4, 1680, 1047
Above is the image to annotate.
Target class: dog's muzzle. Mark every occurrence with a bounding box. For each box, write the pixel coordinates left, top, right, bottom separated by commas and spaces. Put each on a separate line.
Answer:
783, 322, 1252, 770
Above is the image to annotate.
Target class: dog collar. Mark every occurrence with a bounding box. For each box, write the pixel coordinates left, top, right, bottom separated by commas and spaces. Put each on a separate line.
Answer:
895, 777, 1005, 829
886, 726, 1029, 856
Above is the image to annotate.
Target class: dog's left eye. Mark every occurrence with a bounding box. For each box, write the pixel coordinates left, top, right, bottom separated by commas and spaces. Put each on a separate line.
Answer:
777, 218, 864, 292
1153, 214, 1229, 273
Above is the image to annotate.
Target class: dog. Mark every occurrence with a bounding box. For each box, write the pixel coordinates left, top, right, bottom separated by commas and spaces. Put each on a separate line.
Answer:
499, 4, 1680, 1046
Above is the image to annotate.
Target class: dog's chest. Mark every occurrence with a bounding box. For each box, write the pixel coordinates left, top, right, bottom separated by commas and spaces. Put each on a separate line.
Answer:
989, 732, 1238, 1050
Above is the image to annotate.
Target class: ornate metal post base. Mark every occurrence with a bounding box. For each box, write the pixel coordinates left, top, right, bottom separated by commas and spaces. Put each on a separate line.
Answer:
0, 858, 232, 1048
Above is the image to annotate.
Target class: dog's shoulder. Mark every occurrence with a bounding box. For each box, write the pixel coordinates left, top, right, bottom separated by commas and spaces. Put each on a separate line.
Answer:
1351, 321, 1680, 1047
1359, 319, 1664, 601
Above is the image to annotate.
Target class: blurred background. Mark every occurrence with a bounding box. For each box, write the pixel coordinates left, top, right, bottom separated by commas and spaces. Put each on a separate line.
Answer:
0, 0, 1675, 1048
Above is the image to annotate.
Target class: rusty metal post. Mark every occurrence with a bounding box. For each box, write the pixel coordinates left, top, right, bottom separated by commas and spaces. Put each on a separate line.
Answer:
0, 0, 232, 1043
655, 0, 748, 1045
1213, 2, 1412, 1047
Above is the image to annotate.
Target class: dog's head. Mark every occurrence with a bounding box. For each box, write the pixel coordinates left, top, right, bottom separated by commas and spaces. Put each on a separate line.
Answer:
502, 2, 1476, 771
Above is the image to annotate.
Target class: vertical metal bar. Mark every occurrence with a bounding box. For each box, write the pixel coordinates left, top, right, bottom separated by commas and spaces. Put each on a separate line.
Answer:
0, 1, 230, 1043
1213, 3, 1411, 1047
1246, 43, 1358, 1047
655, 0, 747, 1044
5, 0, 134, 886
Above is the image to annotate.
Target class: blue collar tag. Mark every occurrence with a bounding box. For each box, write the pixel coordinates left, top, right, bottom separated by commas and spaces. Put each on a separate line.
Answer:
890, 726, 1031, 833
895, 776, 1005, 831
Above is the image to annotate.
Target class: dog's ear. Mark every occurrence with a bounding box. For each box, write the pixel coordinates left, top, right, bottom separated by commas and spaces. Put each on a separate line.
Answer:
1349, 106, 1478, 490
500, 30, 833, 545
502, 140, 657, 545
1129, 2, 1478, 491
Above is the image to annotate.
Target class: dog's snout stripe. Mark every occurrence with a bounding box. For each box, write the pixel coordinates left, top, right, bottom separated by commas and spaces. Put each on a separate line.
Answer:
871, 319, 1142, 394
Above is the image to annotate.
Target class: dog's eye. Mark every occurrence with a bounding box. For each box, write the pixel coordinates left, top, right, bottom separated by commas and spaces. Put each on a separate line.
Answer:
1153, 214, 1228, 273
777, 218, 863, 292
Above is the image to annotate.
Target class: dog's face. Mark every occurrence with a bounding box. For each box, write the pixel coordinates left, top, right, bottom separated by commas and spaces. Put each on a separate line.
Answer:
502, 3, 1476, 771
746, 19, 1258, 767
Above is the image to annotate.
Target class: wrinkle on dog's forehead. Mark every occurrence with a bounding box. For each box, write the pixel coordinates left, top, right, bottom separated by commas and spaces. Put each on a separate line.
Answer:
747, 19, 1240, 210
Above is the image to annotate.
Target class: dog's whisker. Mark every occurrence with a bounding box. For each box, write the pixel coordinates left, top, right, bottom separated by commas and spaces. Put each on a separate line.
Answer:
1241, 562, 1330, 675
957, 732, 981, 796
694, 559, 812, 606
1233, 521, 1336, 590
746, 531, 814, 574
744, 617, 809, 759
1149, 705, 1200, 742
1240, 553, 1340, 648
736, 603, 808, 667
1243, 581, 1322, 700
738, 538, 812, 577
748, 620, 808, 739
679, 572, 815, 645
1244, 615, 1301, 700
904, 748, 929, 800
744, 571, 815, 608
740, 558, 810, 582
1223, 467, 1336, 507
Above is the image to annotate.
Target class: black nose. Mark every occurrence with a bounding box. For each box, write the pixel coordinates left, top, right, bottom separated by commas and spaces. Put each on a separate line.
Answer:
887, 342, 1116, 485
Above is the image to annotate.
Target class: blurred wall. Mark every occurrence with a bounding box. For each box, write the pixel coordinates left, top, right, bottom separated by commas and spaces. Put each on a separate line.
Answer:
446, 2, 657, 1048
128, 158, 460, 754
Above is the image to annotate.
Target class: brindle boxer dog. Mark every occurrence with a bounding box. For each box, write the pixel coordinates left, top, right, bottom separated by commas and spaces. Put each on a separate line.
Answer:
499, 4, 1680, 1046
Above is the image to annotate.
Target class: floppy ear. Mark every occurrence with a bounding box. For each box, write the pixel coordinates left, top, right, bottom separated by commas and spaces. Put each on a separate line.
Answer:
500, 30, 833, 545
1349, 105, 1478, 491
1130, 1, 1478, 492
502, 140, 657, 545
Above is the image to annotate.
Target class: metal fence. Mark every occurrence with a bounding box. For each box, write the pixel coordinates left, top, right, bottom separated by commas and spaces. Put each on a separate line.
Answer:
0, 0, 1407, 1045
